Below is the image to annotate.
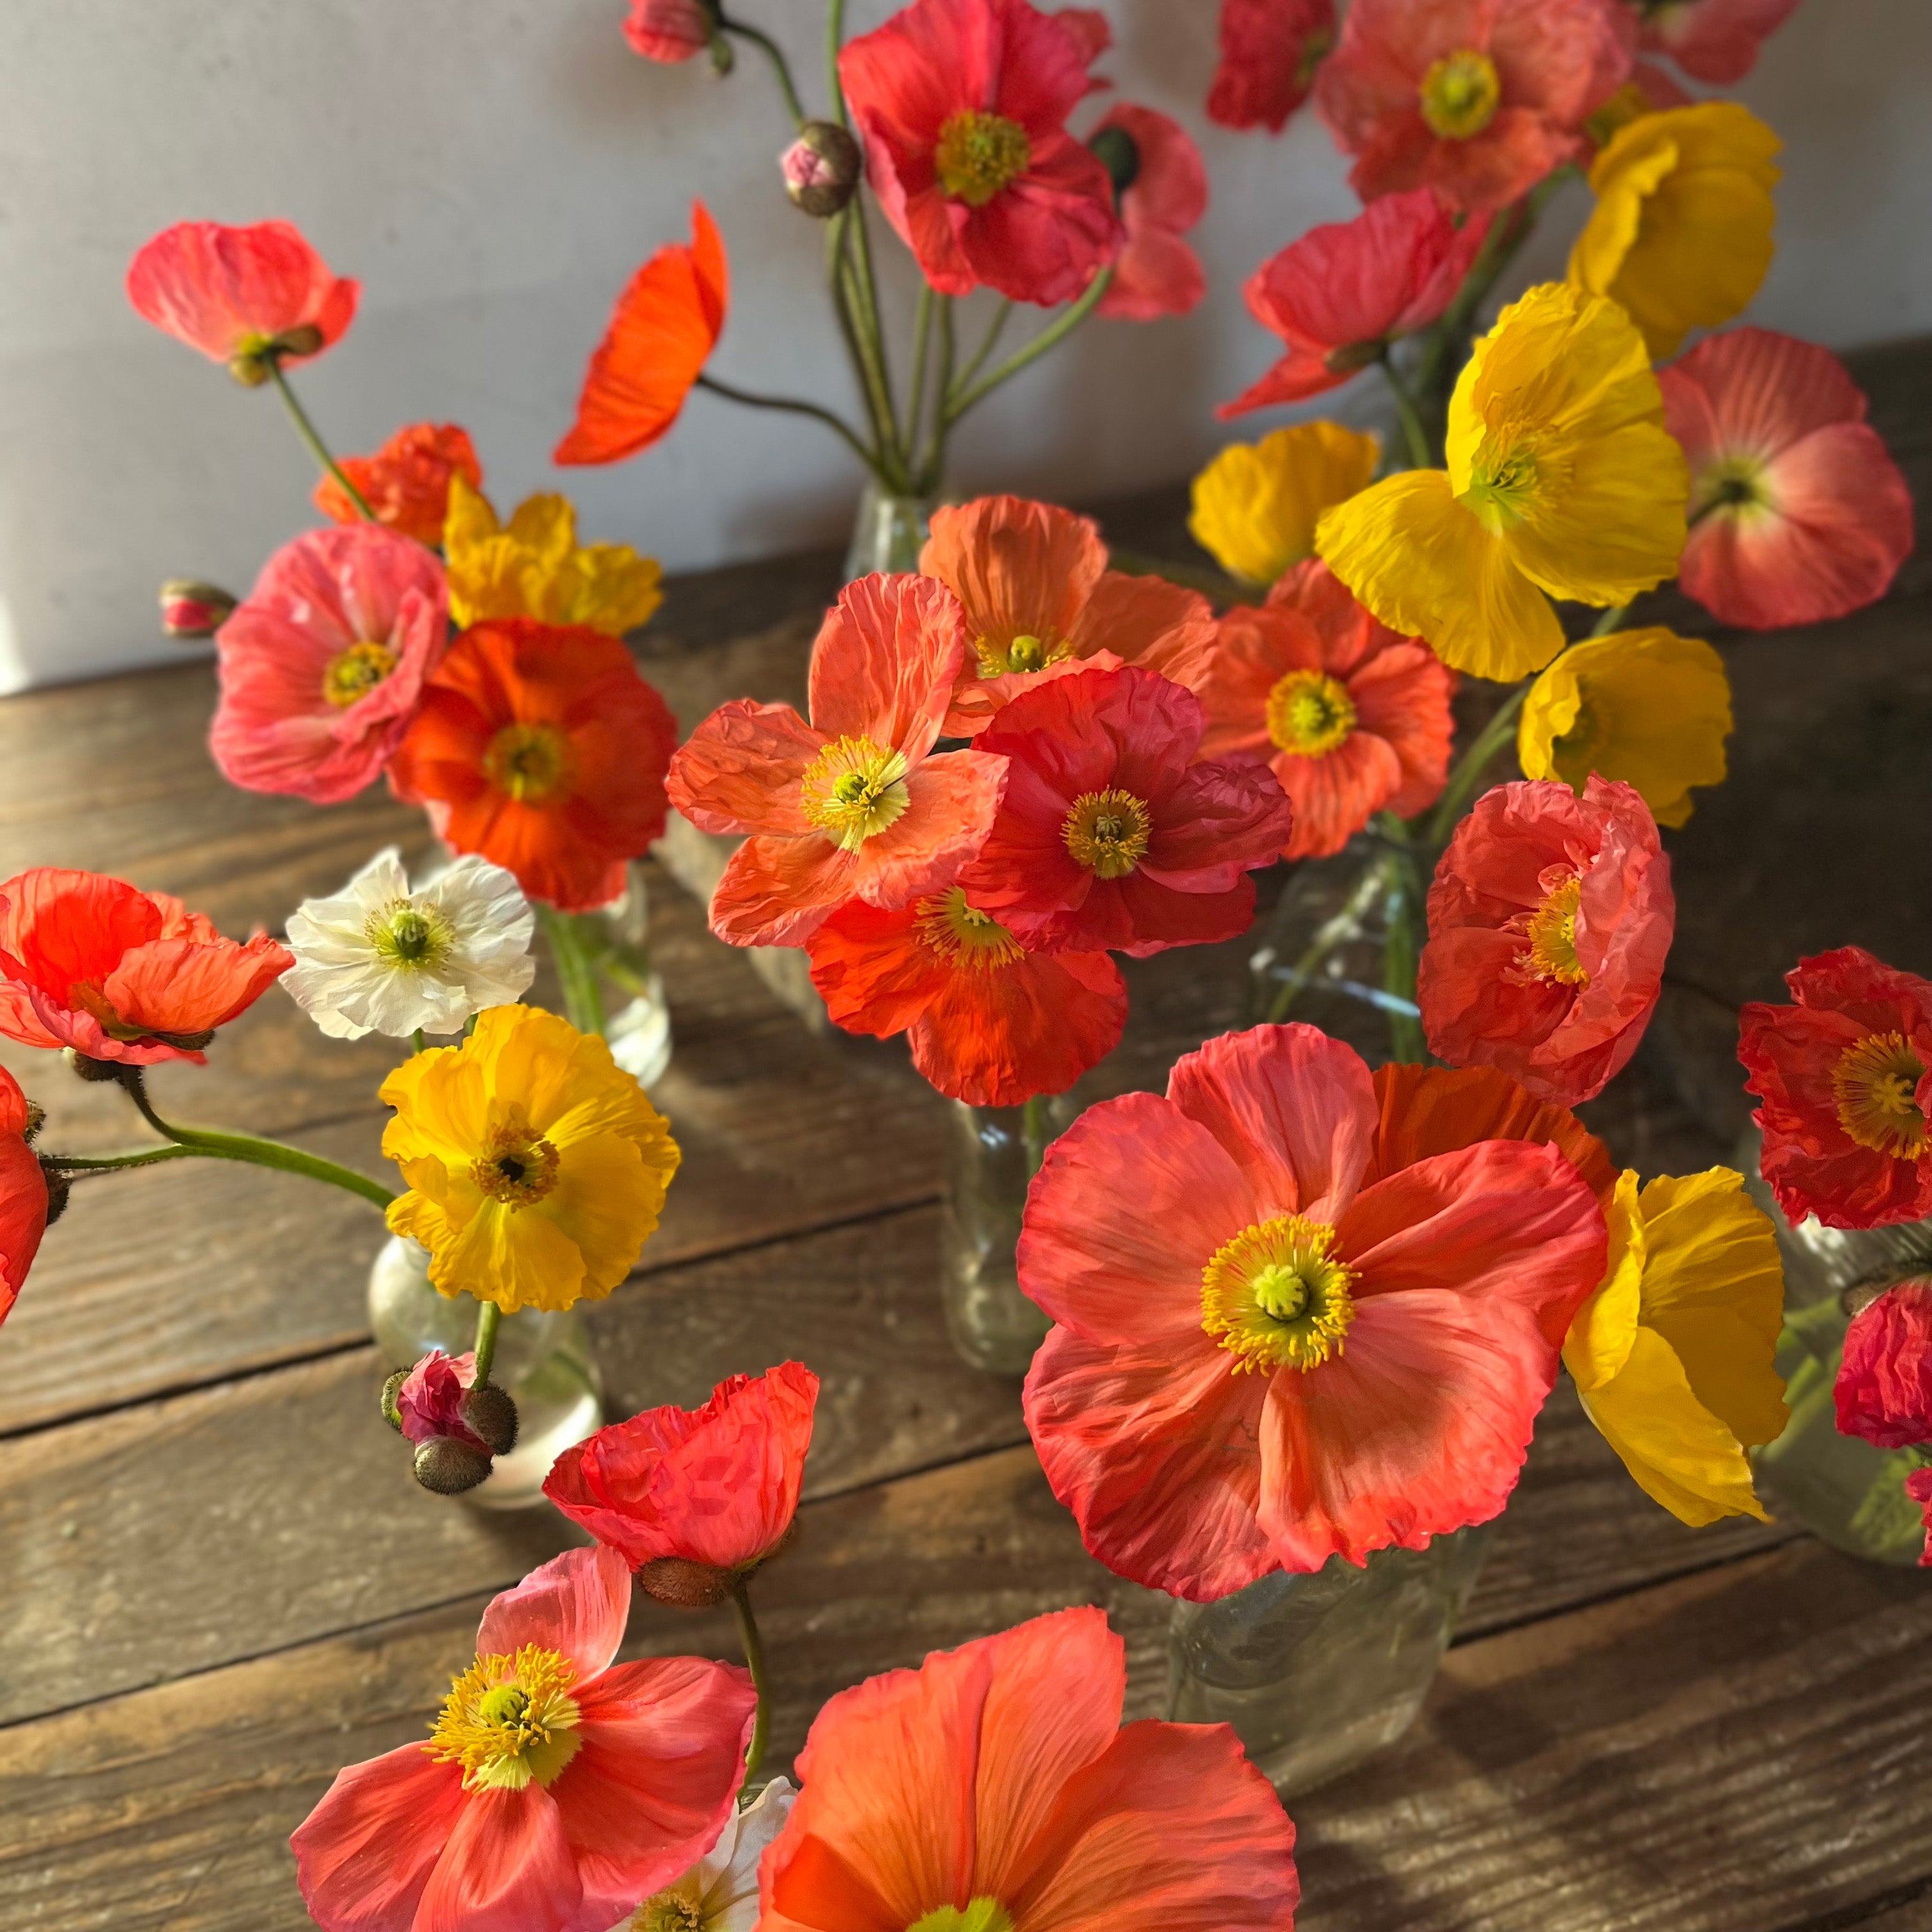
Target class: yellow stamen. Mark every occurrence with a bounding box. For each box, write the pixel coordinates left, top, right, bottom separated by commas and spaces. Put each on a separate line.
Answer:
633, 1894, 705, 1932
934, 111, 1031, 206
1516, 872, 1590, 986
469, 1110, 562, 1206
1266, 669, 1357, 757
976, 631, 1071, 677
1459, 438, 1549, 535
916, 887, 1025, 974
1201, 1215, 1354, 1373
1420, 48, 1501, 141
484, 721, 570, 804
429, 1642, 582, 1791
1833, 1031, 1929, 1158
365, 898, 455, 972
1062, 788, 1152, 879
322, 640, 397, 709
801, 735, 911, 852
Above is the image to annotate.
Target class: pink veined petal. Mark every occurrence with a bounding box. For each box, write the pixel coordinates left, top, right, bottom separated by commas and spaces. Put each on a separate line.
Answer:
475, 1544, 632, 1680
414, 1785, 585, 1932
808, 574, 970, 760
291, 1744, 465, 1932
707, 833, 859, 949
853, 749, 1009, 909
666, 701, 827, 837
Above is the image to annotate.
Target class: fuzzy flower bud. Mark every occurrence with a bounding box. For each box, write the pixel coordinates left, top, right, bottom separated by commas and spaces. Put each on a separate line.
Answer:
413, 1436, 493, 1495
1836, 1279, 1932, 1449
782, 121, 862, 218
158, 578, 238, 640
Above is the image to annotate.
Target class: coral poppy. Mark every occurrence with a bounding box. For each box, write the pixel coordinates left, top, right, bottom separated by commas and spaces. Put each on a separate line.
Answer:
838, 0, 1122, 306
555, 202, 727, 465
1641, 0, 1802, 84
1317, 282, 1687, 681
1660, 328, 1915, 632
1089, 103, 1209, 321
0, 868, 291, 1066
806, 885, 1128, 1105
1019, 1025, 1607, 1592
0, 1066, 48, 1331
314, 422, 484, 548
1314, 0, 1634, 213
1193, 560, 1454, 861
382, 1004, 681, 1313
546, 1361, 818, 1595
1738, 947, 1932, 1232
1221, 190, 1492, 416
210, 524, 450, 806
1834, 1280, 1932, 1450
125, 219, 359, 382
1208, 0, 1337, 133
1419, 776, 1675, 1107
759, 1606, 1300, 1930
667, 574, 1007, 949
958, 666, 1296, 958
919, 495, 1214, 737
625, 0, 715, 61
388, 618, 677, 914
1191, 424, 1381, 588
1568, 103, 1781, 360
291, 1544, 755, 1932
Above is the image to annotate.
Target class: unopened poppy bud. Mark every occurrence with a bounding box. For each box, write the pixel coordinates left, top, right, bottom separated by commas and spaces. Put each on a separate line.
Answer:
159, 578, 238, 639
709, 33, 735, 76
413, 1436, 493, 1494
22, 1101, 44, 1144
40, 1165, 71, 1229
636, 1554, 737, 1609
782, 121, 862, 218
1087, 123, 1140, 199
461, 1382, 519, 1457
63, 1047, 128, 1085
381, 1367, 409, 1432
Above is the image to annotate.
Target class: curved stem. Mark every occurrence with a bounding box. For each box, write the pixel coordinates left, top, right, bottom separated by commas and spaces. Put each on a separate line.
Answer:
732, 1582, 773, 1786
1588, 601, 1632, 638
696, 372, 873, 467
945, 270, 1112, 424
720, 17, 805, 124
537, 906, 608, 1038
1426, 686, 1530, 847
471, 1300, 501, 1387
949, 300, 1013, 401
266, 362, 374, 519
43, 1144, 199, 1175
1379, 353, 1434, 471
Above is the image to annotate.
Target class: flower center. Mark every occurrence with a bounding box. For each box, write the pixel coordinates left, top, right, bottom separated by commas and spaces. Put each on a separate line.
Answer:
1201, 1215, 1354, 1374
484, 721, 570, 804
1062, 788, 1152, 879
976, 630, 1072, 677
907, 1904, 1016, 1932
1420, 48, 1501, 140
1460, 439, 1545, 535
429, 1642, 582, 1791
633, 1894, 705, 1932
1515, 871, 1590, 986
322, 640, 397, 709
1266, 669, 1358, 757
1695, 454, 1776, 523
801, 735, 912, 852
1833, 1031, 1929, 1158
469, 1111, 563, 1206
365, 898, 456, 972
916, 887, 1025, 974
934, 111, 1032, 206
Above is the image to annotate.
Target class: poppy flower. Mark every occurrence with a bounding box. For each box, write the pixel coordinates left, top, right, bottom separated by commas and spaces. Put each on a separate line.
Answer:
1019, 1025, 1608, 1593
291, 1544, 755, 1932
1089, 103, 1208, 321
1910, 1468, 1932, 1568
0, 1066, 48, 1331
387, 618, 678, 914
314, 422, 483, 548
1641, 0, 1802, 84
126, 219, 359, 383
838, 0, 1122, 306
545, 1361, 818, 1600
1192, 560, 1454, 861
958, 666, 1296, 958
1419, 776, 1674, 1107
1660, 328, 1914, 633
0, 868, 291, 1067
392, 1349, 491, 1453
1738, 947, 1932, 1232
1220, 190, 1492, 416
666, 574, 1008, 949
554, 201, 727, 465
1314, 0, 1634, 214
1835, 1282, 1932, 1450
1191, 424, 1381, 588
1208, 0, 1337, 133
919, 495, 1214, 737
624, 0, 716, 61
806, 885, 1128, 1106
758, 1606, 1300, 1931
210, 525, 450, 806
636, 1777, 796, 1932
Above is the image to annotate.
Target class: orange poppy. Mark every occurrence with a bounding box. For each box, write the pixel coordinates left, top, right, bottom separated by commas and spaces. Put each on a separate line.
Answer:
313, 422, 482, 546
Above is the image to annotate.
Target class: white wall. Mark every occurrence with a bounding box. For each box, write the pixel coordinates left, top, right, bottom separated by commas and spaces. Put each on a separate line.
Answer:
0, 0, 1924, 693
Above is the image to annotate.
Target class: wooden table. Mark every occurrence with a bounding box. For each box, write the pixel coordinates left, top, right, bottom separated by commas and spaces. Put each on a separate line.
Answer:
2, 339, 1930, 1930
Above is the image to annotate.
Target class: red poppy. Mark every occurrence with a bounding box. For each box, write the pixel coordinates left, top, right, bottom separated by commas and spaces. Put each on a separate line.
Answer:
387, 618, 678, 913
1738, 947, 1932, 1232
1220, 190, 1492, 416
1909, 1468, 1932, 1568
1834, 1282, 1932, 1451
624, 0, 714, 61
125, 220, 359, 379
554, 202, 727, 465
1419, 777, 1674, 1107
0, 868, 291, 1067
1660, 328, 1914, 633
1090, 103, 1209, 321
1192, 559, 1454, 860
838, 0, 1122, 305
1641, 0, 1802, 83
314, 422, 483, 547
958, 666, 1296, 958
0, 1066, 48, 1331
1314, 0, 1634, 213
807, 885, 1127, 1105
1208, 0, 1337, 133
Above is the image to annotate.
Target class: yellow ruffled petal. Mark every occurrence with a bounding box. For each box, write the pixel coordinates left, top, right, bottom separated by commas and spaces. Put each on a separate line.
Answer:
1190, 422, 1381, 586
443, 473, 503, 551
444, 480, 662, 634
555, 544, 666, 636
539, 1131, 668, 1300
1564, 1170, 1644, 1393
1503, 422, 1687, 605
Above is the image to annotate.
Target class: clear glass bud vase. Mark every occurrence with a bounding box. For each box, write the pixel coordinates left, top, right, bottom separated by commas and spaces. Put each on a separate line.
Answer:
554, 864, 671, 1087
845, 481, 937, 579
1167, 1526, 1492, 1797
366, 1234, 605, 1511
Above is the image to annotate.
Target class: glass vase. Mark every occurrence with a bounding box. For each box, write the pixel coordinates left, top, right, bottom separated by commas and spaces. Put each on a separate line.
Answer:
367, 1234, 605, 1511
1167, 1526, 1492, 1797
555, 864, 672, 1087
844, 480, 937, 579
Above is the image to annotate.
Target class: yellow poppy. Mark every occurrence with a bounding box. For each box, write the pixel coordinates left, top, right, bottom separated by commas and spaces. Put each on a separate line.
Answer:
1564, 1168, 1788, 1527
1316, 282, 1687, 682
1568, 102, 1782, 361
1519, 627, 1732, 827
1189, 422, 1381, 587
443, 475, 664, 636
381, 1004, 680, 1313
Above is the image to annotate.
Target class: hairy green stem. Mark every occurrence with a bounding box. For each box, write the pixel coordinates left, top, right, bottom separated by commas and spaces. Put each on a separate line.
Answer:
266, 362, 374, 519
721, 16, 806, 123
696, 372, 874, 466
43, 1144, 200, 1175
733, 1583, 773, 1784
471, 1300, 501, 1387
945, 269, 1113, 423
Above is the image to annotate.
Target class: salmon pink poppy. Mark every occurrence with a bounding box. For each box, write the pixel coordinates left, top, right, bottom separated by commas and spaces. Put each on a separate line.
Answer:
1834, 1282, 1932, 1451
387, 618, 678, 913
1738, 946, 1932, 1232
1641, 0, 1802, 83
555, 202, 727, 465
838, 0, 1122, 305
624, 0, 714, 61
806, 885, 1127, 1106
667, 574, 1008, 949
1019, 1025, 1607, 1593
1192, 560, 1454, 861
958, 666, 1296, 958
1314, 0, 1634, 213
0, 1066, 48, 1331
1220, 191, 1492, 416
919, 495, 1214, 737
291, 1544, 756, 1932
1660, 328, 1914, 633
1089, 103, 1209, 321
0, 868, 291, 1067
1208, 0, 1337, 132
758, 1606, 1300, 1932
1420, 777, 1673, 1107
211, 525, 450, 806
314, 422, 484, 547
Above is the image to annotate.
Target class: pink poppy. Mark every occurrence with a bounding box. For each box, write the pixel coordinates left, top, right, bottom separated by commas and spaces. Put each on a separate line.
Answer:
1090, 103, 1209, 321
1641, 0, 1802, 84
1208, 0, 1338, 133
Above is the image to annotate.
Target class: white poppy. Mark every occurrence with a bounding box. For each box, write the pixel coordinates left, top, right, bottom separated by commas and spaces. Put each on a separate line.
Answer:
620, 1776, 797, 1932
283, 848, 536, 1040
